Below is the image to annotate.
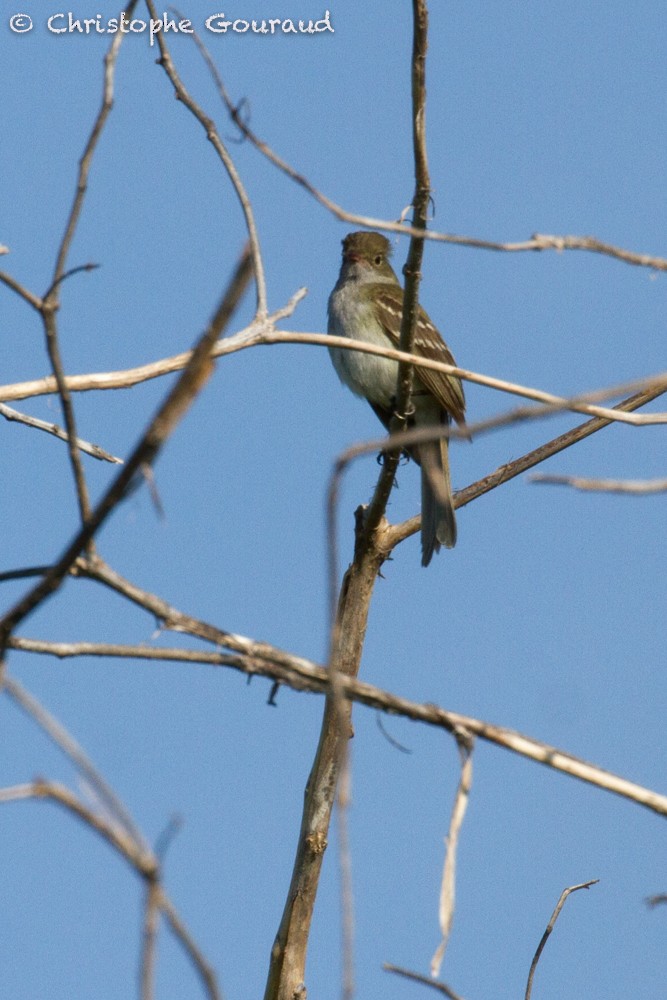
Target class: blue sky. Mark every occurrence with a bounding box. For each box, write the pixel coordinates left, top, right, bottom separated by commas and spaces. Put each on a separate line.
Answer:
2, 2, 666, 998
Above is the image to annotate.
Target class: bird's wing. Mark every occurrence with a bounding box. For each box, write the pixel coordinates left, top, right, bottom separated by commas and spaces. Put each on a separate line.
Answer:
372, 285, 466, 424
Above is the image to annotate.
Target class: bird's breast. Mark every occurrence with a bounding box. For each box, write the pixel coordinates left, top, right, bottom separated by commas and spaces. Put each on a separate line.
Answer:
327, 285, 399, 407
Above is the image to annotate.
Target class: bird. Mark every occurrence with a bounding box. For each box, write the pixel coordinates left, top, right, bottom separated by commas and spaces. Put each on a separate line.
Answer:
327, 230, 465, 566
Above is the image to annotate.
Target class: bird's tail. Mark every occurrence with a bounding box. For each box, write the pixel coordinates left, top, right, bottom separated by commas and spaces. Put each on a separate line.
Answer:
420, 434, 456, 566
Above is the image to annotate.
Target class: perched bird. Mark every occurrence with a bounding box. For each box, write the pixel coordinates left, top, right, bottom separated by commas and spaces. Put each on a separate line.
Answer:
327, 231, 465, 566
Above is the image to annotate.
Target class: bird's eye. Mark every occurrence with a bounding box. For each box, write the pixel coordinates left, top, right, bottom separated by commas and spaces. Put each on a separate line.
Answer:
373, 255, 382, 265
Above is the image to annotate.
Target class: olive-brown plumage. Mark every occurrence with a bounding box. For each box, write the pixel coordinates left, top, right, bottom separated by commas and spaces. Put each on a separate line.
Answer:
327, 231, 466, 565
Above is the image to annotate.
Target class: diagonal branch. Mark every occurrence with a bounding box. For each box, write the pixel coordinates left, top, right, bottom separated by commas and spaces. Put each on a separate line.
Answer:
204, 36, 667, 274
146, 0, 266, 317
0, 778, 220, 1000
0, 245, 252, 648
0, 403, 122, 463
384, 382, 667, 553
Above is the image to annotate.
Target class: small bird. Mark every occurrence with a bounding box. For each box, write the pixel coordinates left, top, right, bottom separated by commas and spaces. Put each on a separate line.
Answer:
327, 231, 465, 566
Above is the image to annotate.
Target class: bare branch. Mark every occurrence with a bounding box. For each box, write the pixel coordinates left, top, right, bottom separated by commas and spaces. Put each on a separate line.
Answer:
0, 779, 155, 872
3, 320, 664, 430
0, 778, 220, 1000
0, 403, 122, 463
260, 336, 666, 427
147, 0, 266, 317
0, 290, 306, 404
9, 634, 667, 817
140, 881, 161, 1000
431, 736, 474, 978
39, 3, 139, 529
208, 47, 667, 274
525, 880, 599, 1000
51, 2, 137, 285
158, 890, 221, 1000
0, 270, 43, 311
264, 548, 386, 1000
73, 552, 320, 674
0, 566, 52, 584
531, 473, 667, 494
384, 963, 467, 1000
0, 245, 252, 646
384, 382, 667, 554
3, 674, 146, 848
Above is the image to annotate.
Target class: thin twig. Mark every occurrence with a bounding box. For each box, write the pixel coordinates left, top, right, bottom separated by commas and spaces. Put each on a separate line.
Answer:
40, 2, 138, 529
147, 0, 266, 318
0, 780, 155, 872
0, 779, 220, 1000
3, 675, 147, 848
51, 5, 136, 284
159, 890, 222, 1000
0, 291, 306, 404
41, 284, 94, 527
73, 552, 321, 674
0, 403, 122, 463
384, 382, 667, 553
209, 49, 667, 274
0, 566, 52, 584
0, 270, 43, 311
525, 880, 599, 1000
431, 735, 474, 978
531, 473, 667, 494
383, 963, 467, 1000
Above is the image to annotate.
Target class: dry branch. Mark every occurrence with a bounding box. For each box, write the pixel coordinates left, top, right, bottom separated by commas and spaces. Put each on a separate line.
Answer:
431, 737, 473, 977
10, 634, 667, 817
525, 880, 599, 1000
0, 246, 252, 647
0, 403, 122, 463
201, 31, 667, 274
0, 777, 220, 1000
531, 473, 667, 494
146, 0, 267, 317
384, 963, 467, 1000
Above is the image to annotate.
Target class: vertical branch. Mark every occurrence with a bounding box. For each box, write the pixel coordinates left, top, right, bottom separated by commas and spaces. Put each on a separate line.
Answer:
263, 549, 384, 1000
42, 1, 139, 530
264, 8, 434, 997
431, 735, 473, 977
362, 0, 431, 544
140, 879, 161, 1000
337, 748, 355, 1000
